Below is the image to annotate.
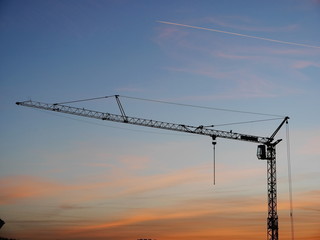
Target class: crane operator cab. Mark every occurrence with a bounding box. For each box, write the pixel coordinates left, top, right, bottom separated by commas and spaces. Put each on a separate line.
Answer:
257, 144, 267, 160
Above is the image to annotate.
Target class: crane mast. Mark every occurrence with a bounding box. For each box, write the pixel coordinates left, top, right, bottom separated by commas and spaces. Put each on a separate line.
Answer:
16, 98, 289, 240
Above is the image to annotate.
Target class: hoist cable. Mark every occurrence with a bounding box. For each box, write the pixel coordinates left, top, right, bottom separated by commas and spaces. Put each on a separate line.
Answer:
213, 144, 216, 186
212, 138, 217, 185
120, 95, 285, 117
286, 121, 295, 240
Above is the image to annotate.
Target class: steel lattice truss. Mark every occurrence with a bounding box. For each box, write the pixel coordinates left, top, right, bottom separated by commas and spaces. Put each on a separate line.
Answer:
266, 145, 279, 240
17, 100, 272, 144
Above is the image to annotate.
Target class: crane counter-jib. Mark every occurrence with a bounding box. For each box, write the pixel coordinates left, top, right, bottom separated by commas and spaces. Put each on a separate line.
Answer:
16, 100, 271, 144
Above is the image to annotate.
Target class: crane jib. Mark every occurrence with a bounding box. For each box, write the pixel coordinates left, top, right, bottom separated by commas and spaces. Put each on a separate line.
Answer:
16, 100, 271, 144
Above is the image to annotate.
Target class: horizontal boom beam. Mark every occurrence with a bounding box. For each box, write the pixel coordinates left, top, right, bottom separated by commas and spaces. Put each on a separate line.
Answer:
16, 100, 271, 144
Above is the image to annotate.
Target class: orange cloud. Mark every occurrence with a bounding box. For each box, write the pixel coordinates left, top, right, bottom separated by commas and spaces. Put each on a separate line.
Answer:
0, 161, 207, 206
1, 154, 318, 240
57, 194, 267, 240
3, 180, 319, 240
53, 189, 319, 240
0, 175, 67, 204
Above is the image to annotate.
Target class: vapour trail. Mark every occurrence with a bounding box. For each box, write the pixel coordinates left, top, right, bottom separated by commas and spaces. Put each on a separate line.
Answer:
158, 21, 320, 49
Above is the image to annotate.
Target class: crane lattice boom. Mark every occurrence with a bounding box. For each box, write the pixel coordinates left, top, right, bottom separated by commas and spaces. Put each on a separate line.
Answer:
16, 100, 272, 144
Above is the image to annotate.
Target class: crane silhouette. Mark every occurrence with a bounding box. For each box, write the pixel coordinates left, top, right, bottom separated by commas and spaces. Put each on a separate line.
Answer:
16, 95, 289, 240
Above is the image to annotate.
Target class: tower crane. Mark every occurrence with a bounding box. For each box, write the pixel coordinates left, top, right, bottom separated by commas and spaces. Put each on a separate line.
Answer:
16, 96, 289, 240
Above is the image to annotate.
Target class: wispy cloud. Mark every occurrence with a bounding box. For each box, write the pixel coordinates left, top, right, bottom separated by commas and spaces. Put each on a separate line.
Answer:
165, 66, 286, 99
216, 52, 260, 60
56, 193, 268, 240
0, 175, 67, 204
157, 21, 320, 49
154, 20, 314, 100
0, 162, 206, 205
40, 188, 320, 240
292, 60, 320, 69
203, 16, 299, 33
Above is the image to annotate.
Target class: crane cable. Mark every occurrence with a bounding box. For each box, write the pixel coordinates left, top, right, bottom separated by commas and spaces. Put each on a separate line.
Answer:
121, 95, 285, 117
213, 117, 284, 127
286, 120, 295, 240
212, 137, 217, 185
48, 95, 286, 128
53, 95, 115, 105
51, 95, 286, 125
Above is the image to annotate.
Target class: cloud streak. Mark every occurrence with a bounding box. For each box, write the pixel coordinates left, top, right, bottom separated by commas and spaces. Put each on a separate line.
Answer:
157, 21, 320, 49
203, 16, 299, 33
0, 175, 67, 204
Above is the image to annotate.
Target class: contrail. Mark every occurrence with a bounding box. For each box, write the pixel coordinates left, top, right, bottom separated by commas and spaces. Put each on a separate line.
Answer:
157, 21, 320, 49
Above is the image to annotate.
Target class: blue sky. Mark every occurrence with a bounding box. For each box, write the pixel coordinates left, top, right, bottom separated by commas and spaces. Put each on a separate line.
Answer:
1, 1, 319, 240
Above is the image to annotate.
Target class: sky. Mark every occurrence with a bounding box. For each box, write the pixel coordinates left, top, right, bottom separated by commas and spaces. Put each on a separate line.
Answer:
0, 0, 319, 239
